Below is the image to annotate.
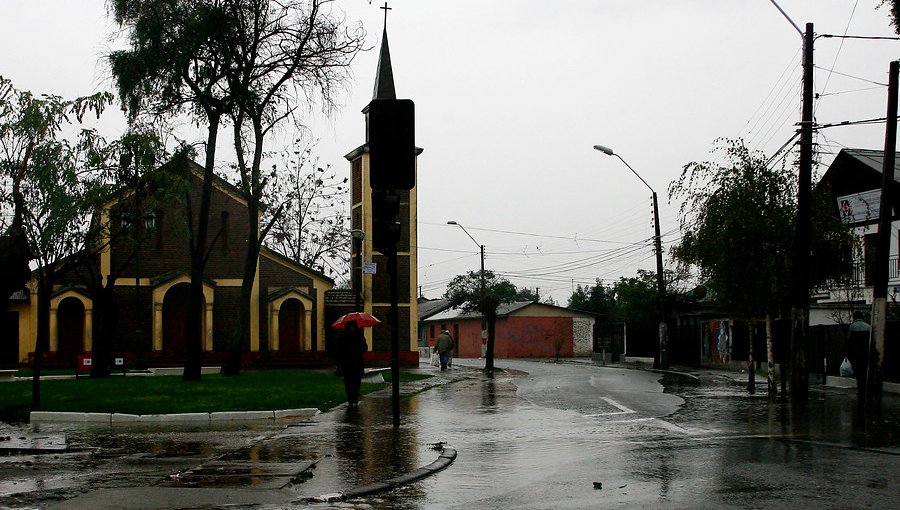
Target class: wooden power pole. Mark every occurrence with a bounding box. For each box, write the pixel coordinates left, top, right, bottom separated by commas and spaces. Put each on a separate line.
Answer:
868, 59, 899, 412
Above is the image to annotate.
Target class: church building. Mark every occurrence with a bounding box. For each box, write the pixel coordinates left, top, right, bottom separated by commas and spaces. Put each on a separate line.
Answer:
3, 20, 423, 371
5, 164, 335, 369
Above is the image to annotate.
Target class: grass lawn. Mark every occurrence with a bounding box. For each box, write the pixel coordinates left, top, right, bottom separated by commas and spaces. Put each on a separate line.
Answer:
0, 369, 432, 422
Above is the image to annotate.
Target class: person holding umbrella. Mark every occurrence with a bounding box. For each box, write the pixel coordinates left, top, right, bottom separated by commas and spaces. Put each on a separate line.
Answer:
332, 312, 379, 408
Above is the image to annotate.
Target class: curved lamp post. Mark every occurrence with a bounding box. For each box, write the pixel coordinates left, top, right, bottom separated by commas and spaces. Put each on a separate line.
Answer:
447, 220, 487, 341
593, 145, 668, 369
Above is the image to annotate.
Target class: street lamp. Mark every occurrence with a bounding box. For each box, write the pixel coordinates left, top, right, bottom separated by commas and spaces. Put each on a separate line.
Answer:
350, 229, 365, 310
134, 210, 156, 349
447, 220, 487, 352
593, 144, 668, 369
447, 221, 485, 279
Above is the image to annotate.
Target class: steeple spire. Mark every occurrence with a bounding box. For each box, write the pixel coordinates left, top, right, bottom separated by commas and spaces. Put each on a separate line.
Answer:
373, 3, 396, 100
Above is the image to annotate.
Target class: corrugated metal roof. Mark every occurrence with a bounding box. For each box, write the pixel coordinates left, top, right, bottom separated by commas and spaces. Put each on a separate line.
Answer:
417, 298, 452, 321
422, 301, 597, 322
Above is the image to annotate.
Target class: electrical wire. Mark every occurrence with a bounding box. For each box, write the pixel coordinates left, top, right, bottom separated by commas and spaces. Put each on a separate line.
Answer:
816, 0, 859, 115
813, 65, 888, 87
738, 48, 801, 142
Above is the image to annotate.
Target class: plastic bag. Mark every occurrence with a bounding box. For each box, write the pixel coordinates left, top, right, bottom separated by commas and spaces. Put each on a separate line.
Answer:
839, 357, 854, 377
430, 352, 439, 367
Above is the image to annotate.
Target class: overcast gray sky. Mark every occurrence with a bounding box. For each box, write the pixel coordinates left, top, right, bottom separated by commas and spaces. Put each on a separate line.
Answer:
2, 1, 899, 304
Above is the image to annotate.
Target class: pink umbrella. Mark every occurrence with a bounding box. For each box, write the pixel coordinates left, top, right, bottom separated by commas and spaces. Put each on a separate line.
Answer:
331, 312, 381, 329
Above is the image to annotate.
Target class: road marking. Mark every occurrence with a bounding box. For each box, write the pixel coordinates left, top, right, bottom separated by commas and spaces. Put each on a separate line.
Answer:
605, 416, 694, 435
582, 396, 635, 417
582, 395, 693, 436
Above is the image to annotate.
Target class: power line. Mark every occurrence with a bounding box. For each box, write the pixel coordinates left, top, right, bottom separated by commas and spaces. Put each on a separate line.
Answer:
419, 220, 642, 246
739, 48, 801, 137
816, 0, 859, 114
813, 65, 888, 87
815, 116, 894, 130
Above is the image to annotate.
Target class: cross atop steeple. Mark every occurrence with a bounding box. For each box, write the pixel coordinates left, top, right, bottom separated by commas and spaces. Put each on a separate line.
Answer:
372, 4, 396, 100
380, 2, 392, 30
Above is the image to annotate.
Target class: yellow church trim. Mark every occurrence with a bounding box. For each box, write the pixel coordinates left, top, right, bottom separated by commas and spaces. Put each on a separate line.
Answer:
268, 290, 314, 352
49, 290, 93, 354
250, 263, 260, 351
151, 276, 215, 352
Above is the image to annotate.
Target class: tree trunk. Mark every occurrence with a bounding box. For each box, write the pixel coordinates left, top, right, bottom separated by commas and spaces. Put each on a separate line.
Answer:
184, 116, 220, 381
31, 270, 53, 409
224, 212, 259, 376
89, 282, 116, 378
224, 120, 265, 377
766, 313, 777, 400
747, 323, 755, 394
485, 312, 497, 372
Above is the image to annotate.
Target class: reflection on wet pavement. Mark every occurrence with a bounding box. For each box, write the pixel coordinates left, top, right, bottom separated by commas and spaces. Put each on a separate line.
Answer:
2, 362, 899, 509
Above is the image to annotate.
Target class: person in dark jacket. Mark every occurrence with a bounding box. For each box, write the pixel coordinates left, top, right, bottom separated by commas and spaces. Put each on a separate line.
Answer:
435, 329, 453, 370
844, 311, 870, 401
336, 321, 368, 407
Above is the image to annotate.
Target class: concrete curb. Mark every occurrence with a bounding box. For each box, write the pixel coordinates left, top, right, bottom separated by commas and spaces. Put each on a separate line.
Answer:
30, 408, 319, 424
825, 375, 900, 394
307, 445, 458, 503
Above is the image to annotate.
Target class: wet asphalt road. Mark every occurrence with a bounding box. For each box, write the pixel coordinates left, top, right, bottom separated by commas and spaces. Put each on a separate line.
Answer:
2, 359, 899, 509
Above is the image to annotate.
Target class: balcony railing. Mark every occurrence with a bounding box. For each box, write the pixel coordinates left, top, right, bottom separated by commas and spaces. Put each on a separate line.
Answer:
850, 256, 900, 287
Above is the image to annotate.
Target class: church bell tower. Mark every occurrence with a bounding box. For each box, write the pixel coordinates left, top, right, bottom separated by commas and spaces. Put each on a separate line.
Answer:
345, 22, 421, 365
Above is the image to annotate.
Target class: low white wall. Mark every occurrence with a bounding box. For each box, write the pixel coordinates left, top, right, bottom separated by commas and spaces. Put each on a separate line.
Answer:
572, 318, 594, 357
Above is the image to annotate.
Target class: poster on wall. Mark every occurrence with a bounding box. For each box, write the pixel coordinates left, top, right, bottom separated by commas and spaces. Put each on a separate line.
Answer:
836, 189, 881, 225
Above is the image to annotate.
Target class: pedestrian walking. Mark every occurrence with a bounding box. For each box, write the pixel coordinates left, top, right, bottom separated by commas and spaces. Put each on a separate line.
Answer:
435, 329, 453, 371
336, 321, 368, 407
844, 311, 870, 401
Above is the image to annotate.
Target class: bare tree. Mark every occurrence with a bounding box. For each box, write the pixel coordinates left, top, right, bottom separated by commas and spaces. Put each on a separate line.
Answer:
265, 144, 350, 283
222, 0, 363, 375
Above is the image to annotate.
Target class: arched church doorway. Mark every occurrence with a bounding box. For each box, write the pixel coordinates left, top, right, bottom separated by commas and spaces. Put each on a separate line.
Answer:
162, 283, 202, 355
57, 297, 85, 359
278, 298, 303, 353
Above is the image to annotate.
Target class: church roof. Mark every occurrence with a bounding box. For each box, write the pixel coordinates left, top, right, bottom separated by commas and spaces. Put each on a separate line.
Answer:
372, 28, 396, 100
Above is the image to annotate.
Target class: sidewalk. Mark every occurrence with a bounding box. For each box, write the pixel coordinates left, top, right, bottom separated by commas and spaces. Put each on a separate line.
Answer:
43, 361, 473, 510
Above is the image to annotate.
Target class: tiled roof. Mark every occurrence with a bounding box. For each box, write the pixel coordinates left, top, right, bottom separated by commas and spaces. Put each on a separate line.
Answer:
7, 289, 28, 301
325, 289, 359, 305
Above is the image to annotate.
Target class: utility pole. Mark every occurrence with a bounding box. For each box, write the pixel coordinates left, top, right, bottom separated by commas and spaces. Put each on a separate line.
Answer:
790, 22, 814, 401
593, 145, 668, 370
868, 59, 899, 412
652, 190, 667, 370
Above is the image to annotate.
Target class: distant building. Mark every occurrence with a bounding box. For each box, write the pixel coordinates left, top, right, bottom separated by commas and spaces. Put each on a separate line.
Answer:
811, 148, 900, 325
423, 301, 596, 359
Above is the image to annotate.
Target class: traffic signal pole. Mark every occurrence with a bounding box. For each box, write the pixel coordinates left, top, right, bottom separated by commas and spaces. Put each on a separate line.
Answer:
373, 190, 402, 428
387, 218, 401, 428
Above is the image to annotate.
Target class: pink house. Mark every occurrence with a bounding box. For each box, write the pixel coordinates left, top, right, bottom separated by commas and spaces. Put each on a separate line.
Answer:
422, 301, 596, 359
